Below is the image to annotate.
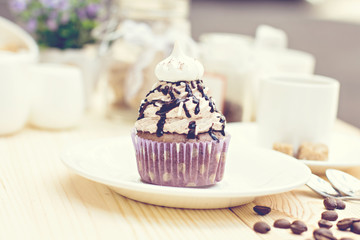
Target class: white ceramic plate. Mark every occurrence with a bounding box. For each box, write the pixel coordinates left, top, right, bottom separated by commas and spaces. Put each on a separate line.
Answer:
61, 135, 311, 209
227, 123, 360, 174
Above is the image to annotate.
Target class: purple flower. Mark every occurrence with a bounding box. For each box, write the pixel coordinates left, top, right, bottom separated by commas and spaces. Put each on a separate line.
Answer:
46, 18, 58, 31
9, 0, 27, 13
40, 0, 69, 10
49, 10, 58, 19
86, 3, 100, 19
26, 19, 37, 32
76, 8, 87, 20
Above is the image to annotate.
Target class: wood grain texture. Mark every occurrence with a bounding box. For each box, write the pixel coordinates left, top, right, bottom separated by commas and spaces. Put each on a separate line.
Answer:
0, 114, 359, 240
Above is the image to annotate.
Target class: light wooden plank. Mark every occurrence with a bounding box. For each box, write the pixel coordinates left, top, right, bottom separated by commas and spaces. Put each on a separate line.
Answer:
1, 114, 359, 239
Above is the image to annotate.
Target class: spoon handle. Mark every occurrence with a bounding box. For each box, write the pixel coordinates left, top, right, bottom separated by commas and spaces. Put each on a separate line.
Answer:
338, 196, 360, 201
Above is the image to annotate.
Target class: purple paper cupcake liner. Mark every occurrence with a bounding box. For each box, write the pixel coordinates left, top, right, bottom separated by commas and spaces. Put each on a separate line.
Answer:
131, 130, 231, 187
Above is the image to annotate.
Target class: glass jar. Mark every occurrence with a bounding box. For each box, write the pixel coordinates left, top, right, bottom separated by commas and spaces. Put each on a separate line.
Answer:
98, 0, 194, 120
199, 33, 255, 122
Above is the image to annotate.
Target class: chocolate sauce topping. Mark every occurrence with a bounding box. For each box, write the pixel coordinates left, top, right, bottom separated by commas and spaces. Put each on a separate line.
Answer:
169, 86, 176, 100
161, 85, 169, 95
155, 99, 187, 137
137, 100, 149, 120
208, 98, 215, 113
137, 80, 226, 139
221, 125, 225, 136
208, 127, 219, 141
183, 103, 191, 118
173, 88, 180, 95
184, 82, 193, 97
194, 102, 200, 115
146, 85, 161, 97
187, 121, 196, 139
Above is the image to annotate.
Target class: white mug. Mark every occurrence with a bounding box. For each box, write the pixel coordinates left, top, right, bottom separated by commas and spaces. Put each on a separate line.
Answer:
29, 63, 84, 129
257, 74, 340, 150
0, 63, 29, 135
0, 52, 34, 135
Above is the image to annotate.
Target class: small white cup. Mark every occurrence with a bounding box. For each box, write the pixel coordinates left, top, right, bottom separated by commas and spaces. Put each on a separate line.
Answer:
257, 74, 340, 150
0, 63, 29, 135
0, 52, 35, 135
29, 63, 84, 129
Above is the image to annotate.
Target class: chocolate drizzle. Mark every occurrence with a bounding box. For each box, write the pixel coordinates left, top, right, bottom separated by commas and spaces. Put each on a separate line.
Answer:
208, 127, 219, 141
169, 86, 176, 100
137, 80, 226, 139
208, 98, 215, 113
220, 125, 225, 136
155, 99, 186, 137
137, 100, 149, 120
184, 82, 193, 97
194, 102, 200, 115
173, 88, 180, 95
182, 103, 191, 118
161, 85, 169, 95
187, 121, 196, 139
145, 85, 161, 97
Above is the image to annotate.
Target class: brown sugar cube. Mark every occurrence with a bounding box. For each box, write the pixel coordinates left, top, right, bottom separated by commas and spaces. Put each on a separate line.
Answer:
297, 142, 328, 161
273, 142, 293, 156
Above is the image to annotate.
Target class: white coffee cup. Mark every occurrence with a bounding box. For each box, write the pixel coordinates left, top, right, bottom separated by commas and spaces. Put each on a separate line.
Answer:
0, 52, 35, 135
29, 63, 84, 129
0, 63, 30, 135
257, 74, 340, 150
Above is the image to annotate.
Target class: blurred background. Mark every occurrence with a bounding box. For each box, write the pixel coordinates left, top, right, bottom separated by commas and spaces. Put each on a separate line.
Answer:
0, 0, 359, 135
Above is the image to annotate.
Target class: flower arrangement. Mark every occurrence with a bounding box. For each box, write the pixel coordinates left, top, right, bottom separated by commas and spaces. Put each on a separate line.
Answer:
9, 0, 105, 49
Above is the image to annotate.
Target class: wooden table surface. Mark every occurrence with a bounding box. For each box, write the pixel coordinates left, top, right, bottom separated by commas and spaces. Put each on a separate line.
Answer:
2, 114, 360, 240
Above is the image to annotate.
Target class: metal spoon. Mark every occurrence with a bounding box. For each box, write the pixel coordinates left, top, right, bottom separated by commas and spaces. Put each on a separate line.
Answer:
326, 169, 360, 197
306, 174, 360, 201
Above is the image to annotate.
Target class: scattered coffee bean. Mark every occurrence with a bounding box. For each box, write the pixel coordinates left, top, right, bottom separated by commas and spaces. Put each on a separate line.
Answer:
292, 220, 307, 228
253, 205, 271, 216
324, 197, 337, 210
337, 218, 355, 231
290, 220, 308, 235
273, 219, 291, 229
318, 219, 333, 229
336, 199, 346, 210
313, 228, 336, 240
350, 218, 360, 222
340, 238, 354, 240
322, 211, 338, 221
351, 221, 360, 234
253, 221, 270, 234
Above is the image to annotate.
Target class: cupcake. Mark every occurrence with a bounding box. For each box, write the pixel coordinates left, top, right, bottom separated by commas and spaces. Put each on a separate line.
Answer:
131, 42, 231, 187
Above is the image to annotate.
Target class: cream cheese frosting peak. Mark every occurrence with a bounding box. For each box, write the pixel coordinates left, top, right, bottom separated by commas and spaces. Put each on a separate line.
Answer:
155, 42, 204, 82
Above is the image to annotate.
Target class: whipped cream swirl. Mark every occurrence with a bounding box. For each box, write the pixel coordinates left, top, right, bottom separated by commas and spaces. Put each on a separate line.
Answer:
155, 42, 204, 82
135, 43, 226, 140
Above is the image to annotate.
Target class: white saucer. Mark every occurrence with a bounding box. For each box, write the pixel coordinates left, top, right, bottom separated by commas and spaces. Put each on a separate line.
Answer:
227, 123, 360, 174
61, 135, 311, 209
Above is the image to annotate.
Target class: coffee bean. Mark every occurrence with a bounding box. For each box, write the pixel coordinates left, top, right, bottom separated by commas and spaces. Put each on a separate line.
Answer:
292, 220, 307, 228
290, 220, 308, 235
273, 219, 291, 229
336, 199, 346, 210
340, 238, 354, 240
253, 205, 271, 216
313, 228, 336, 240
351, 221, 360, 234
253, 221, 270, 234
337, 218, 354, 231
318, 219, 333, 229
324, 197, 337, 210
322, 211, 338, 221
